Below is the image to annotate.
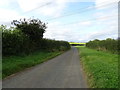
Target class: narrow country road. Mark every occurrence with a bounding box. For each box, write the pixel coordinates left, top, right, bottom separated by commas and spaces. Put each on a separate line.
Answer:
3, 47, 87, 88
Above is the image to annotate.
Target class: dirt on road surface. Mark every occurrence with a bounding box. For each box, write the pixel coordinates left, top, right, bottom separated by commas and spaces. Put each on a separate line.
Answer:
3, 47, 88, 88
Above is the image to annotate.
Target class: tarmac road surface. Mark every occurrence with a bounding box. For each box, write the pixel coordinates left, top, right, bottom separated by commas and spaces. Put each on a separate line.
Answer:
3, 47, 87, 88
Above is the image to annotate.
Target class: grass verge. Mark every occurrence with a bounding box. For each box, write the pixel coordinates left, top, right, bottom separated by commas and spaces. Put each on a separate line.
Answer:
2, 50, 63, 79
77, 47, 118, 88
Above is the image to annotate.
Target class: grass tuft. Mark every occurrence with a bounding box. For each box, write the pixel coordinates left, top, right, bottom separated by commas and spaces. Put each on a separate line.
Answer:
77, 47, 118, 88
2, 51, 63, 79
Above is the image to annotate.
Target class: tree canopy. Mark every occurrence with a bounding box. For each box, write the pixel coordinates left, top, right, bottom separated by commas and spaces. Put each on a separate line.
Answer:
11, 18, 47, 40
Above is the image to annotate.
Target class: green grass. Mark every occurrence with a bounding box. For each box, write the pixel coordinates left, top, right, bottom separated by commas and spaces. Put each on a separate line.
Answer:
77, 47, 118, 88
2, 50, 63, 79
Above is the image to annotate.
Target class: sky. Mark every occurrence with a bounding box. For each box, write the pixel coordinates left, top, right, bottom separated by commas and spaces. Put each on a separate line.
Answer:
0, 0, 118, 42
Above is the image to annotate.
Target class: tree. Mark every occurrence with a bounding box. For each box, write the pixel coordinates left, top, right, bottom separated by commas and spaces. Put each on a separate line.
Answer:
11, 18, 47, 41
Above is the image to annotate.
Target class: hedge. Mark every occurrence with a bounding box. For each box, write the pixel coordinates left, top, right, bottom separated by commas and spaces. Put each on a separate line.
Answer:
86, 38, 119, 54
1, 26, 71, 56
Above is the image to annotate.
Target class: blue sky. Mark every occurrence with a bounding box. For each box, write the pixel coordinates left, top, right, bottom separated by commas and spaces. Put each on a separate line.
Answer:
0, 0, 118, 42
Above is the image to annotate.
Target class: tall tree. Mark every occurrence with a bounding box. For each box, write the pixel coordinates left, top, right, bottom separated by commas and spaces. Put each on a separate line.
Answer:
11, 18, 47, 41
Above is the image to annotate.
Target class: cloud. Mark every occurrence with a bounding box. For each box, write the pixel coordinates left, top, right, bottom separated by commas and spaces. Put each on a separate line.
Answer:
94, 0, 118, 19
0, 9, 19, 21
0, 8, 25, 26
17, 0, 46, 12
95, 0, 118, 10
0, 0, 118, 42
0, 0, 14, 7
82, 10, 118, 42
78, 21, 92, 26
0, 0, 28, 26
44, 8, 118, 42
82, 25, 118, 42
44, 21, 81, 41
17, 0, 67, 17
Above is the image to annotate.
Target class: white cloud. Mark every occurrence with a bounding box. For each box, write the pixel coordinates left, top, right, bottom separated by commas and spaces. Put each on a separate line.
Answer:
78, 21, 92, 26
0, 0, 118, 42
44, 21, 81, 41
17, 0, 45, 12
0, 8, 27, 26
94, 0, 118, 20
0, 0, 14, 7
82, 25, 118, 42
0, 0, 28, 26
95, 0, 118, 10
0, 9, 19, 22
44, 9, 118, 42
17, 0, 67, 17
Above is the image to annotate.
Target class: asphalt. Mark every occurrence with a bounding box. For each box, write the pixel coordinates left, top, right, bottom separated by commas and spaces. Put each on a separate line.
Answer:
3, 47, 87, 88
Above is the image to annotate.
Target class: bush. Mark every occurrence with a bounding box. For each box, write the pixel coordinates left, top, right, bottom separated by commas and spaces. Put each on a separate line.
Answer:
2, 27, 30, 55
2, 25, 71, 56
86, 38, 118, 54
11, 18, 47, 41
40, 39, 70, 52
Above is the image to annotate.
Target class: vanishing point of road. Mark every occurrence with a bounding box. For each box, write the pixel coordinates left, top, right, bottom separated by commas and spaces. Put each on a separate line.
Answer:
3, 47, 88, 88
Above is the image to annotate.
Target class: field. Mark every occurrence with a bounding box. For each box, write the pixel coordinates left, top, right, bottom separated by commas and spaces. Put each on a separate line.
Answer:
69, 42, 86, 47
77, 47, 118, 88
2, 51, 62, 79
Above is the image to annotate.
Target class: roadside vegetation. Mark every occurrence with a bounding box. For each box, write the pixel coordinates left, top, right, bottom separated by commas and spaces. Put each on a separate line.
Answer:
2, 18, 70, 56
77, 47, 118, 88
86, 38, 119, 54
2, 18, 71, 79
3, 50, 62, 79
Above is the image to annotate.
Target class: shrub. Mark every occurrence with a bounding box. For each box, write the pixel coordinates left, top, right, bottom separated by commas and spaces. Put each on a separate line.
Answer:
2, 24, 71, 56
86, 38, 118, 54
11, 18, 47, 41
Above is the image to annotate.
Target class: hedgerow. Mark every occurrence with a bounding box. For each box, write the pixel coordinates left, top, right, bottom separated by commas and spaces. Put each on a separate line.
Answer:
86, 38, 119, 54
1, 18, 71, 56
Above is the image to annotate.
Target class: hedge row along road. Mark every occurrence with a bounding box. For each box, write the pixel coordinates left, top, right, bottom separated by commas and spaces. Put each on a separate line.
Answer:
3, 47, 87, 88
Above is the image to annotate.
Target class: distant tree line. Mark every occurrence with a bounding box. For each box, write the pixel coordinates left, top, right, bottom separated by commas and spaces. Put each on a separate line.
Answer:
86, 38, 119, 54
1, 18, 71, 56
